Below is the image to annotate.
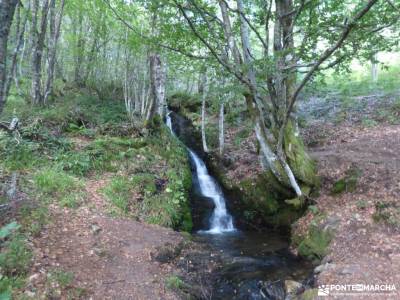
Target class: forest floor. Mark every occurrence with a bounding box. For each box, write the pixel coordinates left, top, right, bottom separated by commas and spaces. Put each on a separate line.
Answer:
303, 122, 400, 298
295, 92, 400, 298
25, 176, 184, 299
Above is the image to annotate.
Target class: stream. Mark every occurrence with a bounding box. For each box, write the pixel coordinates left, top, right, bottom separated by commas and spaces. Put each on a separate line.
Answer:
166, 111, 313, 299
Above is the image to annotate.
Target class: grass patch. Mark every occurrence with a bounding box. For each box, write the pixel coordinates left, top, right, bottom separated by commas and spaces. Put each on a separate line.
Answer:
49, 269, 74, 289
372, 201, 400, 228
34, 168, 84, 208
102, 176, 133, 213
165, 275, 185, 290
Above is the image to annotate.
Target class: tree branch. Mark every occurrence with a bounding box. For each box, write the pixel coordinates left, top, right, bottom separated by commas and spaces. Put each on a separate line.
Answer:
102, 0, 208, 60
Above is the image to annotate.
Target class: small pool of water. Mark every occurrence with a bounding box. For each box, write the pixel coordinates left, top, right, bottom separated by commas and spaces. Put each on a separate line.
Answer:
194, 231, 313, 299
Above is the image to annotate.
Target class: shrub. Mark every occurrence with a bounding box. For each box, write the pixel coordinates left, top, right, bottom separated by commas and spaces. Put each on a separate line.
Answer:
0, 231, 31, 277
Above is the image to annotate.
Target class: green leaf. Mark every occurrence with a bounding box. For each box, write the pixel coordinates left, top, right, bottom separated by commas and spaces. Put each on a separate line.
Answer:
0, 222, 20, 239
0, 289, 11, 300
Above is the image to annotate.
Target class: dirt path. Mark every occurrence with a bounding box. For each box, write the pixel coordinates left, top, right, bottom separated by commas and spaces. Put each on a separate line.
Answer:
304, 124, 400, 298
26, 178, 183, 299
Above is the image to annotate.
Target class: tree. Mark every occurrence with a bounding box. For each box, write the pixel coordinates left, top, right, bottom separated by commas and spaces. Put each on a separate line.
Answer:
44, 0, 65, 104
0, 0, 20, 115
31, 0, 50, 105
166, 0, 399, 198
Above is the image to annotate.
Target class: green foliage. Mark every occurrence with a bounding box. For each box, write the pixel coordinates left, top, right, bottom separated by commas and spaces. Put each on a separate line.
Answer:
165, 275, 185, 290
19, 206, 49, 237
0, 232, 31, 278
0, 223, 20, 240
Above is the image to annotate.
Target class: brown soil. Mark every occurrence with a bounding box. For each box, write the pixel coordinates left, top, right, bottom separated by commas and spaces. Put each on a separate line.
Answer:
25, 177, 184, 300
300, 122, 400, 298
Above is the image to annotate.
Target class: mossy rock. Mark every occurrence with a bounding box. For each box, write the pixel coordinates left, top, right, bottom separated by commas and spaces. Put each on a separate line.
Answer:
297, 225, 333, 262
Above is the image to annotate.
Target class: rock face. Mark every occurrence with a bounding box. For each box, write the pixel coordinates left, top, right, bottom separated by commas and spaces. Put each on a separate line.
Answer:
285, 279, 303, 295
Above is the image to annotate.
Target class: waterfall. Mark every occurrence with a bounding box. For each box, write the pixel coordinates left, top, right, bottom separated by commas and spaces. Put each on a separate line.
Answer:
166, 111, 235, 234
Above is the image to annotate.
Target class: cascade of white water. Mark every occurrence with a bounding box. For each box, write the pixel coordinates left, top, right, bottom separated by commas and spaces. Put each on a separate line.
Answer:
166, 110, 235, 234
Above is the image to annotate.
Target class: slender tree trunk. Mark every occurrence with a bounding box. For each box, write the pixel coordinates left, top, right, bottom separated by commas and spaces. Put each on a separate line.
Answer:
31, 0, 50, 105
0, 0, 19, 115
371, 53, 378, 83
219, 102, 224, 156
5, 2, 28, 100
44, 0, 65, 104
201, 73, 209, 153
74, 12, 85, 86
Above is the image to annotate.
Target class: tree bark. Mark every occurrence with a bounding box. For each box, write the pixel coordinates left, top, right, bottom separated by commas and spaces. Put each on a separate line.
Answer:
44, 0, 65, 104
218, 102, 224, 156
0, 0, 19, 115
200, 72, 209, 153
4, 1, 28, 100
146, 53, 165, 123
31, 0, 50, 105
371, 53, 378, 83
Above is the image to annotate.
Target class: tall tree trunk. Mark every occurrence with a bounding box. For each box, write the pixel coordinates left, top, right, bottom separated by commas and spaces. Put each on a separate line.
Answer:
31, 0, 50, 105
146, 53, 165, 123
5, 1, 28, 100
200, 72, 209, 153
0, 0, 19, 115
371, 53, 378, 83
74, 11, 85, 86
44, 0, 65, 104
218, 102, 224, 156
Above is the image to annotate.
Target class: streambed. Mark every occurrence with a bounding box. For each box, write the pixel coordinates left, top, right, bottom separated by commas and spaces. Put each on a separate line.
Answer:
166, 111, 313, 299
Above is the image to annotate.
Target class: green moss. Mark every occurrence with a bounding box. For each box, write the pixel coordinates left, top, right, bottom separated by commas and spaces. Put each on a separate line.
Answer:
168, 92, 201, 113
297, 225, 333, 261
331, 168, 361, 195
284, 120, 319, 188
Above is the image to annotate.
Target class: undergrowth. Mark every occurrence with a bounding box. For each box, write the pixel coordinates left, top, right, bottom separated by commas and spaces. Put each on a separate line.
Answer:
0, 90, 193, 297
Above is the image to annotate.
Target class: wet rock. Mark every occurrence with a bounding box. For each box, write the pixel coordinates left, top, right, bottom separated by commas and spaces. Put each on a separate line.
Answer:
314, 263, 336, 274
259, 280, 285, 300
284, 280, 303, 295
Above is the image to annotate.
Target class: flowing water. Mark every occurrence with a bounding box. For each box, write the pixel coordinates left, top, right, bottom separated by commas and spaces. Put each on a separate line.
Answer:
188, 149, 235, 234
166, 111, 312, 299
